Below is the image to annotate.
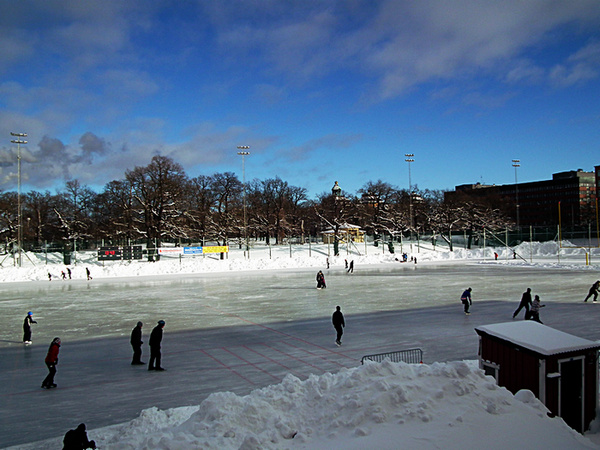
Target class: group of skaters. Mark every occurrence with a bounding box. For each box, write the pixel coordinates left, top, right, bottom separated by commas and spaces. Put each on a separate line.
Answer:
313, 270, 347, 346
461, 280, 600, 323
21, 311, 167, 389
463, 286, 546, 322
511, 287, 545, 323
130, 319, 167, 370
47, 267, 92, 281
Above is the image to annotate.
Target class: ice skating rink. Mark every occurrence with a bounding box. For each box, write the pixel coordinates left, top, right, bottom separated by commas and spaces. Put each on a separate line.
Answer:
1, 262, 599, 448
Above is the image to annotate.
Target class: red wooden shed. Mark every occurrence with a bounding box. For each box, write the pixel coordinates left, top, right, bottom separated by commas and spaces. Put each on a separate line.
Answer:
475, 321, 600, 433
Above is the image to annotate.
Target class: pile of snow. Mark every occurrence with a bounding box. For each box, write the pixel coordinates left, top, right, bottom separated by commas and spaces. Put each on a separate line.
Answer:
19, 360, 595, 449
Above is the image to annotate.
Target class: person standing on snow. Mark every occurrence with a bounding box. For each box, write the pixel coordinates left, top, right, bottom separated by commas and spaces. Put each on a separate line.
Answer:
530, 295, 545, 323
584, 280, 600, 302
461, 288, 472, 315
22, 311, 37, 344
42, 337, 61, 389
130, 321, 145, 365
332, 306, 345, 346
513, 288, 532, 319
148, 320, 165, 371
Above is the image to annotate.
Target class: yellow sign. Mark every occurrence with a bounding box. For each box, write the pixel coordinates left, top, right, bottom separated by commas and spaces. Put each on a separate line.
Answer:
203, 246, 229, 254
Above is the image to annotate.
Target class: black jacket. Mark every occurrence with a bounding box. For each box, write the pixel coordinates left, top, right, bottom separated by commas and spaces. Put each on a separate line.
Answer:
23, 315, 37, 331
149, 325, 163, 348
332, 310, 345, 328
520, 291, 532, 305
63, 425, 95, 449
130, 325, 143, 346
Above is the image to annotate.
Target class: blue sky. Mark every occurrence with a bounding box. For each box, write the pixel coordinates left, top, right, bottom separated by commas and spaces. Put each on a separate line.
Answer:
1, 1, 599, 199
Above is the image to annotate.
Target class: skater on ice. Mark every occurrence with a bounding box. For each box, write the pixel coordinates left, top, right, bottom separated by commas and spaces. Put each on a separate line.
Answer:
512, 288, 532, 319
347, 260, 354, 273
67, 267, 72, 279
22, 311, 37, 344
583, 280, 600, 302
316, 270, 326, 289
530, 295, 545, 323
42, 337, 61, 389
86, 267, 92, 280
62, 423, 96, 449
460, 288, 472, 315
332, 306, 345, 346
130, 321, 145, 365
148, 320, 166, 371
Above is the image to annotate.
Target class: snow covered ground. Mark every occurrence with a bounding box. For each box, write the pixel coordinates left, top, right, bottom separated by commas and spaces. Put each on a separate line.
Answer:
2, 240, 600, 449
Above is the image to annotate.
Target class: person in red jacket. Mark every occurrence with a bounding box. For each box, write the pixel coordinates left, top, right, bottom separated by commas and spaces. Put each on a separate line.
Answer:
42, 337, 61, 389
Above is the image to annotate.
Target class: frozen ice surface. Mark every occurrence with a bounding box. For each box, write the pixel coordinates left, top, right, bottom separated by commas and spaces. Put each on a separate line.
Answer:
1, 242, 600, 448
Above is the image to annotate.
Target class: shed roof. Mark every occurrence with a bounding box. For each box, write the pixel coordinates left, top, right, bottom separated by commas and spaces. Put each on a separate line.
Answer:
475, 321, 600, 356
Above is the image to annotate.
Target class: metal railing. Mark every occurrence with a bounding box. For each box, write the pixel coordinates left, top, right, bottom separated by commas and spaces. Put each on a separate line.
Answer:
361, 348, 423, 365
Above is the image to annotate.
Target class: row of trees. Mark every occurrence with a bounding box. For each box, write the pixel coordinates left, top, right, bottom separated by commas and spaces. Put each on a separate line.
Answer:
0, 155, 514, 253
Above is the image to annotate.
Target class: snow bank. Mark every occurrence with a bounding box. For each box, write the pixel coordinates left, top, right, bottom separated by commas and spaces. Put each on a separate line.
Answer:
81, 360, 593, 450
2, 240, 599, 283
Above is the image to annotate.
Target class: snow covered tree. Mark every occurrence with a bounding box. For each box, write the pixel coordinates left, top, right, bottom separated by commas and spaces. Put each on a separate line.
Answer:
125, 155, 187, 248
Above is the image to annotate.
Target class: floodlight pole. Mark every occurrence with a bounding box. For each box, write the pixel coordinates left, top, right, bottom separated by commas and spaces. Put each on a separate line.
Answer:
11, 132, 27, 267
512, 159, 520, 230
405, 153, 415, 241
237, 146, 250, 258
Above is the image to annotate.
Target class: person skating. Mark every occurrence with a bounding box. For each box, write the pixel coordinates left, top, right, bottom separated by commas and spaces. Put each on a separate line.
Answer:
86, 267, 92, 280
148, 320, 165, 371
530, 295, 545, 323
42, 337, 61, 389
347, 260, 354, 273
332, 306, 345, 346
63, 423, 96, 449
461, 288, 472, 315
513, 288, 532, 319
130, 321, 145, 365
22, 311, 37, 344
583, 280, 600, 302
316, 270, 326, 289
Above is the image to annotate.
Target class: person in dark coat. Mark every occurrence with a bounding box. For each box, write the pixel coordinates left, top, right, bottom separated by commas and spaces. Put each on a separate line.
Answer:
63, 423, 96, 449
332, 306, 345, 346
347, 260, 354, 273
513, 288, 533, 319
23, 311, 37, 344
584, 280, 600, 302
148, 320, 165, 371
130, 321, 144, 365
461, 288, 472, 315
316, 270, 326, 289
42, 337, 61, 389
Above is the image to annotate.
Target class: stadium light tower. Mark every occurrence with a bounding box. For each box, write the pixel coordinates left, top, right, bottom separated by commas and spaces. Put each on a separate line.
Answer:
11, 132, 27, 267
512, 159, 520, 229
237, 146, 250, 258
405, 153, 415, 238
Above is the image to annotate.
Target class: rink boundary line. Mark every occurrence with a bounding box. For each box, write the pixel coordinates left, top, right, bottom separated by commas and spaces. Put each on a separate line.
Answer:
198, 348, 256, 386
280, 340, 349, 369
258, 343, 329, 374
243, 344, 307, 379
220, 346, 281, 382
